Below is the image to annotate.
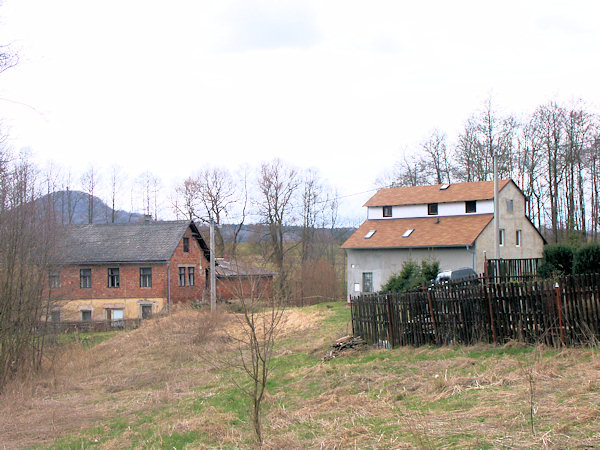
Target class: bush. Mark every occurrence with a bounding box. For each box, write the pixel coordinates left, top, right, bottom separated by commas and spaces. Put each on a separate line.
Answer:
573, 243, 600, 275
380, 259, 439, 293
421, 259, 440, 284
538, 244, 574, 278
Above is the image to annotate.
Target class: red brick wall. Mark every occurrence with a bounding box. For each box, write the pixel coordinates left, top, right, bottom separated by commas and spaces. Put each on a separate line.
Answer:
49, 263, 169, 300
50, 226, 209, 304
216, 276, 274, 300
168, 228, 208, 303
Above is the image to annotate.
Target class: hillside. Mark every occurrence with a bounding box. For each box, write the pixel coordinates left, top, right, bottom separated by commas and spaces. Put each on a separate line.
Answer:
36, 190, 145, 224
1, 304, 599, 447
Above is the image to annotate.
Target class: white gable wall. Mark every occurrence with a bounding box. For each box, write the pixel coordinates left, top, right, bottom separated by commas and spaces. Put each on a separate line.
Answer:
367, 199, 494, 219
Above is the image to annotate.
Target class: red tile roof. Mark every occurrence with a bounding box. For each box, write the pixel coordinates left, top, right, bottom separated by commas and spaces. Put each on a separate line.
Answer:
341, 214, 493, 249
364, 179, 512, 207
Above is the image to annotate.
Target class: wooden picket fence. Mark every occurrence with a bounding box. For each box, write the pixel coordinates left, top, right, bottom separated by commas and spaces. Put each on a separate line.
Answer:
43, 318, 142, 334
485, 257, 541, 283
351, 273, 600, 348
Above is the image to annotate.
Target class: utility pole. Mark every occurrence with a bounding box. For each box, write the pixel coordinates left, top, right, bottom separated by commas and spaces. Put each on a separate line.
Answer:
493, 152, 500, 259
210, 218, 216, 312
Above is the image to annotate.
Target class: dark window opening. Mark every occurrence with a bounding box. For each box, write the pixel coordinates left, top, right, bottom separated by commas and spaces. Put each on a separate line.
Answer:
80, 268, 92, 289
362, 272, 373, 293
465, 200, 476, 213
140, 267, 152, 288
81, 310, 92, 321
427, 203, 438, 215
383, 206, 392, 217
50, 310, 61, 322
49, 271, 60, 289
141, 305, 153, 319
108, 268, 120, 288
183, 237, 190, 252
179, 267, 186, 286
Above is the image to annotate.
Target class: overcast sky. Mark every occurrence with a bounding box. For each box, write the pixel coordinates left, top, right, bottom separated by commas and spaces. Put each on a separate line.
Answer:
0, 0, 599, 223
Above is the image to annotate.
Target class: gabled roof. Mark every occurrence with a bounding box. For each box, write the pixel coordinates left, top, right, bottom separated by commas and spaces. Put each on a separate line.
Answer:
55, 220, 209, 265
364, 179, 513, 207
341, 214, 494, 249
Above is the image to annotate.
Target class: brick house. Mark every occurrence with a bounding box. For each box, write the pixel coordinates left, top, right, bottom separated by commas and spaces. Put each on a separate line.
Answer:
342, 179, 546, 297
215, 258, 275, 301
49, 220, 210, 322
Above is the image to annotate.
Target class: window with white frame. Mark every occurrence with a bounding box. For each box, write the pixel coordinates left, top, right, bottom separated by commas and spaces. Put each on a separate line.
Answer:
499, 229, 505, 246
108, 268, 120, 288
516, 229, 522, 247
80, 268, 91, 289
140, 267, 152, 287
188, 267, 195, 286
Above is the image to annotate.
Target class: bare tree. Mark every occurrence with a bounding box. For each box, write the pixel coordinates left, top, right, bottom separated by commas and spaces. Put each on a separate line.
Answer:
174, 177, 202, 221
0, 45, 17, 75
453, 117, 481, 182
200, 271, 284, 446
533, 101, 566, 242
0, 150, 58, 392
228, 166, 249, 259
80, 166, 100, 224
174, 167, 236, 256
256, 159, 300, 297
137, 171, 161, 220
379, 151, 428, 187
421, 129, 452, 184
109, 165, 124, 223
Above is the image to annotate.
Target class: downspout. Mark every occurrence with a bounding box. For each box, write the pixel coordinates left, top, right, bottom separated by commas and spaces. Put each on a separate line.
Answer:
167, 261, 171, 314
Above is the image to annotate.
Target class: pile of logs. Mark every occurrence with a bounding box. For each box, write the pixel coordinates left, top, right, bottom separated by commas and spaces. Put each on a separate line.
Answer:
323, 335, 366, 361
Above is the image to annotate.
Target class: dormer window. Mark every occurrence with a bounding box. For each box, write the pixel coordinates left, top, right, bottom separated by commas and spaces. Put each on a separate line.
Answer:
427, 203, 438, 215
364, 230, 376, 239
465, 201, 476, 213
383, 206, 392, 217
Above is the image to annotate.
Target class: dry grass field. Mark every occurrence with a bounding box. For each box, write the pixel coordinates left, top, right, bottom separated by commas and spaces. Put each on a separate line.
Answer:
1, 302, 599, 448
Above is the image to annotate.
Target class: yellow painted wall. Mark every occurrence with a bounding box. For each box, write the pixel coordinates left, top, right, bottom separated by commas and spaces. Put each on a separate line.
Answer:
52, 297, 166, 321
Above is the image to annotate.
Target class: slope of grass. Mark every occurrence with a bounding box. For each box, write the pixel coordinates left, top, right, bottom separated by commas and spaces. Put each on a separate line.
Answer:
1, 302, 599, 448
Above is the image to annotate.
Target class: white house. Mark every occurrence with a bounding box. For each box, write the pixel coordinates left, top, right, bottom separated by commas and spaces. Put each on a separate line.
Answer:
342, 179, 546, 297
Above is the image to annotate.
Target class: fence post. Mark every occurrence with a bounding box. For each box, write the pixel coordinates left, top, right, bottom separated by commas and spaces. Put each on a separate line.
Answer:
385, 294, 395, 348
422, 282, 438, 345
485, 278, 497, 345
555, 281, 565, 347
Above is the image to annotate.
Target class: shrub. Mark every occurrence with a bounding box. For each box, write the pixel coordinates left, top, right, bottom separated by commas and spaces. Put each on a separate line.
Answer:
421, 259, 440, 284
380, 259, 439, 293
573, 243, 600, 275
538, 244, 574, 278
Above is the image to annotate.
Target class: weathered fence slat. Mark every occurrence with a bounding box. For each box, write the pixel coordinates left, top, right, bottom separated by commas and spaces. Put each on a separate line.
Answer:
351, 274, 600, 348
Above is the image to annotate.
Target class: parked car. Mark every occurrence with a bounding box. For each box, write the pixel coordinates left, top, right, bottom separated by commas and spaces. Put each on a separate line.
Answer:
434, 267, 477, 284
